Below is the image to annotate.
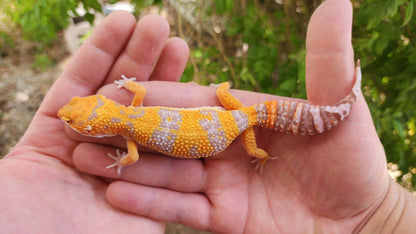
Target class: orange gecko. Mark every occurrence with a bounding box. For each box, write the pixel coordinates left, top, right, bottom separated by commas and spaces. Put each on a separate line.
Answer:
58, 61, 361, 174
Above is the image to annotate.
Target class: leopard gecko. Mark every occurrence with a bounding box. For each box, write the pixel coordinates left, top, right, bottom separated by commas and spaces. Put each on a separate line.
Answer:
58, 61, 361, 174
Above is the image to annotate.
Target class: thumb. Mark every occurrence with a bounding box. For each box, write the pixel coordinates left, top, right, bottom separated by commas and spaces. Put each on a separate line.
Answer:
305, 0, 381, 148
305, 0, 355, 105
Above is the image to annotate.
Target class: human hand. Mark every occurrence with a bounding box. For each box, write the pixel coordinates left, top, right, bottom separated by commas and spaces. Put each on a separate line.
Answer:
0, 12, 188, 233
71, 0, 415, 233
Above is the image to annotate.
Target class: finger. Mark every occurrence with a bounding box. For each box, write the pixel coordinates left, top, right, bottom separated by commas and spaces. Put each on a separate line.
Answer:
305, 0, 355, 105
305, 0, 377, 134
106, 181, 212, 231
149, 37, 189, 82
97, 79, 299, 111
73, 143, 207, 192
16, 12, 136, 163
95, 80, 219, 109
40, 11, 136, 116
105, 14, 170, 83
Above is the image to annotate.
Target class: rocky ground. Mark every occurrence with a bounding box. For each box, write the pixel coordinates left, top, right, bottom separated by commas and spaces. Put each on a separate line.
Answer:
0, 54, 63, 157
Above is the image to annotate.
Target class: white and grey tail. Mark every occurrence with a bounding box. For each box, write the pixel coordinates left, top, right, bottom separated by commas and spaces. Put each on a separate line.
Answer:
255, 60, 362, 135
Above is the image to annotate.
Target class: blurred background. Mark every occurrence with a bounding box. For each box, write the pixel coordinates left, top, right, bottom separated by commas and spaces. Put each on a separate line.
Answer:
0, 0, 415, 232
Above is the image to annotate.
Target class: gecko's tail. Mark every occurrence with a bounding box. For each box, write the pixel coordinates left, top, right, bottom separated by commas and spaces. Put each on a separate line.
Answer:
255, 60, 362, 135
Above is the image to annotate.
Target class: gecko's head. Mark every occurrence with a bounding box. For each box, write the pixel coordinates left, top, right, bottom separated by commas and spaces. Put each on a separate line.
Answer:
58, 95, 114, 136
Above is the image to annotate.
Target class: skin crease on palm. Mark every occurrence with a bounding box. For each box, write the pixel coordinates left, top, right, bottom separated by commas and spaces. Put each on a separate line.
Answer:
1, 0, 416, 233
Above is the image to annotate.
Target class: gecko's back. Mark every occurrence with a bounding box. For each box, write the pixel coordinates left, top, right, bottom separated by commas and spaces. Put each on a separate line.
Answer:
58, 94, 259, 157
136, 106, 259, 157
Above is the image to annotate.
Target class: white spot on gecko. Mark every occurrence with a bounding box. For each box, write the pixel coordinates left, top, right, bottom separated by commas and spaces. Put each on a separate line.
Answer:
199, 110, 227, 154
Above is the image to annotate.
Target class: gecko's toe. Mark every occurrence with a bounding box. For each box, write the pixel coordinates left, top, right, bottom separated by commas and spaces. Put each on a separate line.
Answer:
106, 149, 127, 175
115, 75, 137, 89
250, 157, 273, 174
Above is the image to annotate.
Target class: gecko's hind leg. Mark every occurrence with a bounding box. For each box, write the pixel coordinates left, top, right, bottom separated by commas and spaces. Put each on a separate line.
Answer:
213, 82, 244, 110
240, 127, 274, 174
213, 82, 275, 173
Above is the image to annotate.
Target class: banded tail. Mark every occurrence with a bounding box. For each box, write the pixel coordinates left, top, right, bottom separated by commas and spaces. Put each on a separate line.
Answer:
255, 60, 361, 135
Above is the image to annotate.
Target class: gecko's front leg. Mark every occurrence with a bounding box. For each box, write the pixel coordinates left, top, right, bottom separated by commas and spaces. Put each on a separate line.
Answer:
107, 139, 139, 174
107, 75, 146, 174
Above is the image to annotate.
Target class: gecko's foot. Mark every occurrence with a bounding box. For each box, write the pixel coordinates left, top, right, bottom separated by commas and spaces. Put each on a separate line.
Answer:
114, 75, 137, 89
251, 156, 278, 174
106, 149, 127, 175
209, 83, 220, 88
209, 81, 233, 89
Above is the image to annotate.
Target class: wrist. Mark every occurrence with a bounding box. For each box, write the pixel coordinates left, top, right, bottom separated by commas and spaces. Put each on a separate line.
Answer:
358, 177, 416, 233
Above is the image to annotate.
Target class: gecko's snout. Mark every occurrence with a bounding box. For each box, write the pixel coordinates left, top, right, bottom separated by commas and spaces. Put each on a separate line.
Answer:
58, 103, 73, 123
57, 95, 111, 136
57, 96, 85, 126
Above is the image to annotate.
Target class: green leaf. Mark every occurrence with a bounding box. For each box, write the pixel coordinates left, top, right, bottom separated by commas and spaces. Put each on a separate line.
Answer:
192, 49, 203, 59
402, 0, 414, 27
214, 0, 225, 14
366, 4, 384, 29
84, 12, 95, 24
226, 0, 234, 13
393, 120, 406, 138
83, 0, 102, 11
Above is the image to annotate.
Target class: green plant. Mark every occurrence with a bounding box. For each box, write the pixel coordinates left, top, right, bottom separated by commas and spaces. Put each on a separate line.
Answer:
176, 0, 316, 100
31, 53, 54, 71
0, 31, 14, 55
8, 0, 101, 45
353, 0, 416, 187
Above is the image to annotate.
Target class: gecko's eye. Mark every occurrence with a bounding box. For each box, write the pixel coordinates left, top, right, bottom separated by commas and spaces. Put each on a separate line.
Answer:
61, 116, 72, 125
